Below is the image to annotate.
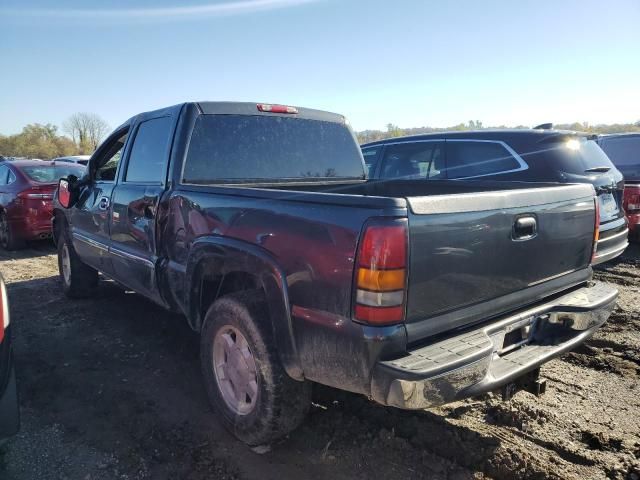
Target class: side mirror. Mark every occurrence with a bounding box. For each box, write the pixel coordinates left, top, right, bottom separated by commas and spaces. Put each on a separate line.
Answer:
58, 177, 76, 209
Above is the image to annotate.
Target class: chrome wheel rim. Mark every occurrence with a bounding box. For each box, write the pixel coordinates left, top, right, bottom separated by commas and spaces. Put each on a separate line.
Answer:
213, 325, 258, 416
61, 244, 71, 285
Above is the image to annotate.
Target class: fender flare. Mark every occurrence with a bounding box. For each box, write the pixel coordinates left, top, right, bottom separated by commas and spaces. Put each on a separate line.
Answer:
185, 236, 303, 380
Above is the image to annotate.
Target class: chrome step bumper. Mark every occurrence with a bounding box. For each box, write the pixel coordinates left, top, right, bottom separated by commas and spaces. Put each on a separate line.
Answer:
371, 282, 618, 409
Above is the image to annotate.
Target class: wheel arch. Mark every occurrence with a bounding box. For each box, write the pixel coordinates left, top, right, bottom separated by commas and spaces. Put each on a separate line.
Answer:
52, 208, 68, 246
186, 236, 303, 380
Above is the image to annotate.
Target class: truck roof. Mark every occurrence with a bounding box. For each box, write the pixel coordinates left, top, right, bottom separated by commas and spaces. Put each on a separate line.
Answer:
119, 101, 348, 129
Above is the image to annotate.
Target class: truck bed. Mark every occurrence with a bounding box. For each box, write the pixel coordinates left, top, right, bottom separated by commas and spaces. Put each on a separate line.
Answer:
174, 179, 595, 345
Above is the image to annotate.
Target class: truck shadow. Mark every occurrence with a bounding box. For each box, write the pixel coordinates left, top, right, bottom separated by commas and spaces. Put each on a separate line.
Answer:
4, 274, 582, 480
0, 241, 56, 261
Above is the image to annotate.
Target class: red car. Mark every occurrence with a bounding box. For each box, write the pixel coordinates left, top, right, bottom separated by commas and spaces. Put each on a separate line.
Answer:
0, 160, 85, 250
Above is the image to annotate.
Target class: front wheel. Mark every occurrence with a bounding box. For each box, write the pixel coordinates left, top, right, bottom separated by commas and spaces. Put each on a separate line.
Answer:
200, 291, 311, 446
58, 231, 98, 298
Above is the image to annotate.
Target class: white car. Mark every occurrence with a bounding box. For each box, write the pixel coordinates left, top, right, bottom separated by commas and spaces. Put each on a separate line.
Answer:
52, 155, 91, 166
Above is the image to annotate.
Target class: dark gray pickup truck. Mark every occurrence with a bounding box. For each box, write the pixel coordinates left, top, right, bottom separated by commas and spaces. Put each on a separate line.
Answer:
53, 102, 617, 445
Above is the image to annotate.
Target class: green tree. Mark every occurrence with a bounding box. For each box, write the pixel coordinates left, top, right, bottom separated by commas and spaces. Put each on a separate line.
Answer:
0, 124, 77, 159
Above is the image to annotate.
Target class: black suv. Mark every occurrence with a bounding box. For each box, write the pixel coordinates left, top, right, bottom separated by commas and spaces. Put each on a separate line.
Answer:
362, 130, 628, 264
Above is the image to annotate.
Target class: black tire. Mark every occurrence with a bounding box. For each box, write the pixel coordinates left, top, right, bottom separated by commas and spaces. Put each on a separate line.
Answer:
57, 230, 98, 298
0, 211, 25, 251
200, 290, 311, 446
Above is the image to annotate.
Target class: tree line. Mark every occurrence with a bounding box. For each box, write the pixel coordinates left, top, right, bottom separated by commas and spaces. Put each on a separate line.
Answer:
0, 112, 109, 160
2, 115, 639, 158
356, 120, 640, 144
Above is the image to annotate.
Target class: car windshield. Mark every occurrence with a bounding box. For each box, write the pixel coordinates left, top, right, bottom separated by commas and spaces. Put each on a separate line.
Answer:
21, 164, 85, 183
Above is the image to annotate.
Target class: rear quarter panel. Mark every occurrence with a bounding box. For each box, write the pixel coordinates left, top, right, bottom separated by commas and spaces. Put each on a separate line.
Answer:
160, 188, 408, 394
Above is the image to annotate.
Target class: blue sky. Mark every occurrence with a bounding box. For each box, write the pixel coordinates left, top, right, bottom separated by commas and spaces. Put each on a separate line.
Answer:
1, 0, 639, 135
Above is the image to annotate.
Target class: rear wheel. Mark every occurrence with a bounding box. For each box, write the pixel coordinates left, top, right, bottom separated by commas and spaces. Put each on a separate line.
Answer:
58, 231, 98, 298
200, 290, 311, 446
0, 212, 25, 250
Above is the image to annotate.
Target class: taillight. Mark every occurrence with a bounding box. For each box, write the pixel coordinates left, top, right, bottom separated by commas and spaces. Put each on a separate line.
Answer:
0, 278, 8, 343
257, 103, 299, 114
624, 185, 640, 213
592, 197, 600, 263
354, 219, 408, 325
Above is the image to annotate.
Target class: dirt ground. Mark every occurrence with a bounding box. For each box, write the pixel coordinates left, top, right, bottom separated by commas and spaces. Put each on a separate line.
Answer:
0, 242, 638, 480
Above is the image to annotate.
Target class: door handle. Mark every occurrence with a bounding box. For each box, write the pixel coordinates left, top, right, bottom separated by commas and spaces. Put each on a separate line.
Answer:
512, 215, 537, 241
98, 196, 110, 211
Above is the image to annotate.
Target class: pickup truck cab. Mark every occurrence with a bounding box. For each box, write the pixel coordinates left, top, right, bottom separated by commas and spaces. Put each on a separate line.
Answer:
54, 102, 617, 446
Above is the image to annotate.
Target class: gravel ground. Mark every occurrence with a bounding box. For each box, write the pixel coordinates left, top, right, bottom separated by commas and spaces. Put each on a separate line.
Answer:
0, 242, 638, 480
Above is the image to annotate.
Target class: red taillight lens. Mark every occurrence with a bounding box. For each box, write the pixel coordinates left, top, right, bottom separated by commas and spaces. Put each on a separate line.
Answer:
358, 225, 407, 269
592, 197, 600, 263
354, 220, 408, 325
257, 103, 299, 114
624, 185, 640, 213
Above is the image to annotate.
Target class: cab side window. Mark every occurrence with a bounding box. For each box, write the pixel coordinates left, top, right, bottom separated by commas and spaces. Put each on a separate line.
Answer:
125, 117, 173, 184
95, 131, 129, 182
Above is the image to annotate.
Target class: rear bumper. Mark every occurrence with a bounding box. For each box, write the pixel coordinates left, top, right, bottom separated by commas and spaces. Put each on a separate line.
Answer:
371, 281, 617, 409
593, 217, 628, 264
11, 215, 52, 240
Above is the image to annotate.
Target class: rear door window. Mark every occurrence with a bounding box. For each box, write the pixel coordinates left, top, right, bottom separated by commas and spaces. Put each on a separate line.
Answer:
125, 117, 173, 183
0, 166, 8, 185
445, 141, 525, 179
379, 142, 445, 179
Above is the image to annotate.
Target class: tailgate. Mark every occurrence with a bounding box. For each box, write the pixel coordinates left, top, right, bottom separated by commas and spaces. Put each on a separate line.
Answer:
404, 184, 596, 340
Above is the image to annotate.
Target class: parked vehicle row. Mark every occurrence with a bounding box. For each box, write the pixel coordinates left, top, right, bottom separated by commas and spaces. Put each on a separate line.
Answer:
53, 102, 618, 446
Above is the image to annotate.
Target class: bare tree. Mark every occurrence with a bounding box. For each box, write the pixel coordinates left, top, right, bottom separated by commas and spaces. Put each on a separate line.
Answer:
63, 112, 109, 153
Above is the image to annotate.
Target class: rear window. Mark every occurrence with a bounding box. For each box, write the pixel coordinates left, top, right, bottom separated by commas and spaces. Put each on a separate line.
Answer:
183, 115, 365, 183
446, 141, 524, 179
21, 165, 85, 183
542, 138, 616, 176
